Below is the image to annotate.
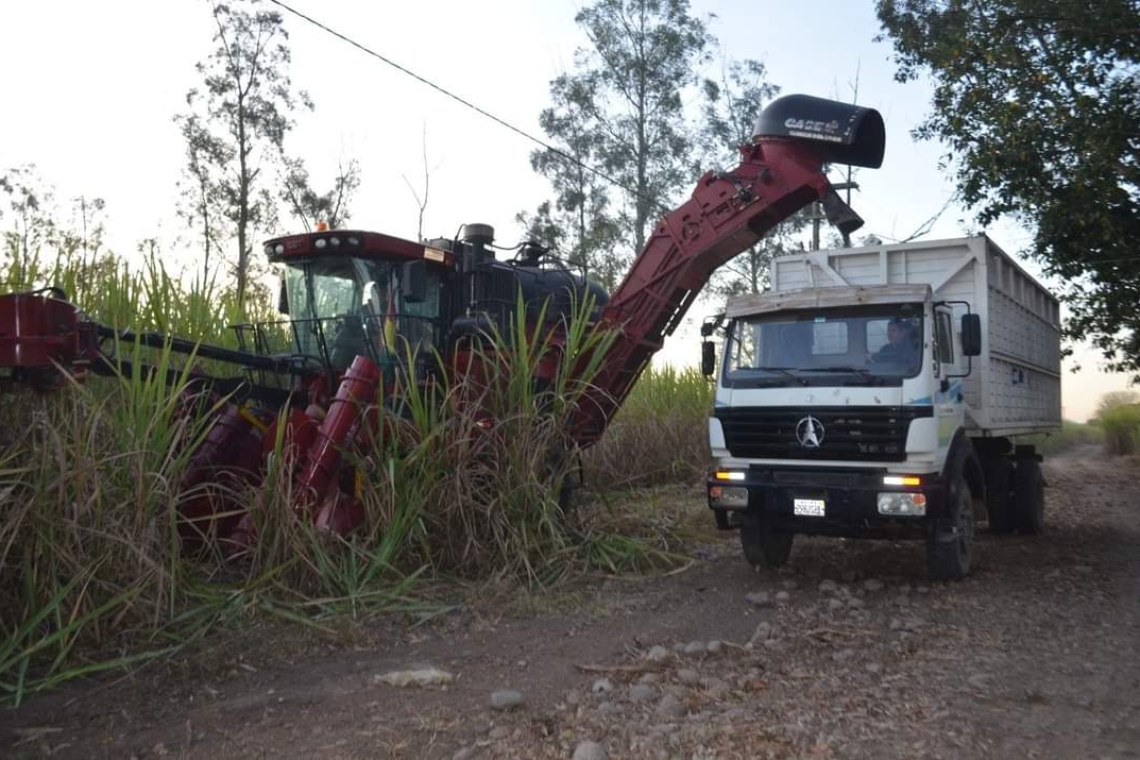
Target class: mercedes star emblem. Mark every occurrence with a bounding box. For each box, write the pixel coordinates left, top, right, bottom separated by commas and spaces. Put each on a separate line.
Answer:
796, 415, 825, 448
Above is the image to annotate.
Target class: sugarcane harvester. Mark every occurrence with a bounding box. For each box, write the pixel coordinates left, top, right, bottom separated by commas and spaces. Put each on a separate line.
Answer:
0, 94, 885, 551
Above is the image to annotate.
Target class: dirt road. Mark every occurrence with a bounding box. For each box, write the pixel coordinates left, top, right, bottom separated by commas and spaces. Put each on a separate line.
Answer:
6, 451, 1140, 759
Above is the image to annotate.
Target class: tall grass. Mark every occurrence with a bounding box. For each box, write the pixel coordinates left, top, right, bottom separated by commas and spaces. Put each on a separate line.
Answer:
0, 265, 694, 702
585, 364, 713, 491
1100, 405, 1140, 455
1019, 419, 1104, 457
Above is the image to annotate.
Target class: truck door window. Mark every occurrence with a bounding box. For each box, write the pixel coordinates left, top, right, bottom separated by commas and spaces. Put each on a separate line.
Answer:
935, 311, 954, 364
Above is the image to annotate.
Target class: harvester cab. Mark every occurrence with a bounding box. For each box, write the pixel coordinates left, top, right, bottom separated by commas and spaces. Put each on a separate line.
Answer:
253, 224, 608, 385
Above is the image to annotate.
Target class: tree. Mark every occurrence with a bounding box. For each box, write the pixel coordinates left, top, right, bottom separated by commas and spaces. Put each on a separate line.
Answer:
527, 0, 714, 285
520, 73, 622, 288
176, 114, 228, 286
0, 165, 57, 289
281, 155, 361, 233
178, 0, 312, 309
1096, 390, 1140, 420
875, 0, 1140, 376
698, 58, 804, 297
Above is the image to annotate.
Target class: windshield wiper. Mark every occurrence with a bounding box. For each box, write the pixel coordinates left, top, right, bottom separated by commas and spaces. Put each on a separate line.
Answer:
801, 366, 884, 385
750, 366, 810, 386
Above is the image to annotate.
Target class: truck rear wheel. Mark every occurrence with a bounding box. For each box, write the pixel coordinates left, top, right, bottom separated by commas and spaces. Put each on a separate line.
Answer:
985, 459, 1015, 534
740, 521, 793, 569
928, 473, 974, 581
1013, 460, 1045, 534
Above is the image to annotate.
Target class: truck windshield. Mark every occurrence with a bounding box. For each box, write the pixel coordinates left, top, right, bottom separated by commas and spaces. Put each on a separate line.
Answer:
282, 257, 441, 371
725, 304, 924, 386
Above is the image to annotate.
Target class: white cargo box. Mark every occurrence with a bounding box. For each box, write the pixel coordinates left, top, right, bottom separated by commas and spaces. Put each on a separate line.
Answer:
759, 235, 1061, 436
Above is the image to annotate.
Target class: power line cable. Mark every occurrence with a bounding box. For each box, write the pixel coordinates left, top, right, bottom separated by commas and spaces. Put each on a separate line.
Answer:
265, 0, 673, 217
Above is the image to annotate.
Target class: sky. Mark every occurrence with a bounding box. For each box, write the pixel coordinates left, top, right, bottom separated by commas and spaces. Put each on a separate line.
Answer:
0, 0, 1134, 420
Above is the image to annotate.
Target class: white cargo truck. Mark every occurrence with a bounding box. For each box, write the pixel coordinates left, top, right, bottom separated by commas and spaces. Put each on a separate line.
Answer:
701, 235, 1061, 580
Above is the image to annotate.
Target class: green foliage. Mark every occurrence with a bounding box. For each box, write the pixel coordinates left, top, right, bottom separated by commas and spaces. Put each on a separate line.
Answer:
1100, 405, 1140, 456
523, 0, 715, 286
1020, 419, 1102, 456
874, 0, 1140, 376
1095, 390, 1140, 420
586, 364, 713, 490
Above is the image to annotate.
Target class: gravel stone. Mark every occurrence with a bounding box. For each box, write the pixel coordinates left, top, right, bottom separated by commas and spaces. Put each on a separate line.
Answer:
629, 684, 656, 701
746, 591, 773, 607
573, 741, 608, 760
453, 748, 476, 760
645, 645, 671, 663
489, 690, 524, 711
676, 669, 700, 685
827, 598, 845, 611
683, 640, 706, 656
705, 639, 724, 656
748, 621, 773, 645
489, 726, 511, 740
863, 579, 885, 592
775, 591, 791, 603
591, 678, 614, 694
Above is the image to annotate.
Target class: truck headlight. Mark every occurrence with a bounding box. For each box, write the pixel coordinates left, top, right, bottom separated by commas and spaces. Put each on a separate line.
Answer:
709, 486, 748, 508
877, 492, 927, 516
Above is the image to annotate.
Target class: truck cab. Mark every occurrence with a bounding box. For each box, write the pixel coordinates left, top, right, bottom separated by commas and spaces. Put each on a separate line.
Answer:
704, 236, 1061, 580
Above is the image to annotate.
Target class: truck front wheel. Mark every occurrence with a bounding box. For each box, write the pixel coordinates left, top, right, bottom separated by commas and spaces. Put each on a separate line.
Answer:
740, 521, 793, 569
927, 473, 975, 581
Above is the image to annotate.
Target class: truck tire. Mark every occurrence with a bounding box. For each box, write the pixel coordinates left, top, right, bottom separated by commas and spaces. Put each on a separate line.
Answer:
985, 459, 1015, 534
1013, 460, 1045, 535
740, 522, 793, 569
927, 470, 975, 581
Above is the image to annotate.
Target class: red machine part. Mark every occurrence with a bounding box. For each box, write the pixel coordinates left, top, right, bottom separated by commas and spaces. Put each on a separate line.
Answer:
574, 140, 837, 444
292, 354, 380, 530
0, 291, 82, 378
177, 404, 265, 548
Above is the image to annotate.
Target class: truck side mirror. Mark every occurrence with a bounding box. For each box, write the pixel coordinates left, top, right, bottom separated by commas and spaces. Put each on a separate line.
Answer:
402, 260, 427, 303
961, 313, 981, 356
701, 340, 716, 377
277, 275, 289, 315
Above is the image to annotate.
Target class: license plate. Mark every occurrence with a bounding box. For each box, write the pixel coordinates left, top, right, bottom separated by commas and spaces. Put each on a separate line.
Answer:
793, 498, 826, 517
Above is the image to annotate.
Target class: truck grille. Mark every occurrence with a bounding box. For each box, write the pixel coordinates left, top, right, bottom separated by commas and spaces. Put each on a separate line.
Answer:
716, 406, 933, 462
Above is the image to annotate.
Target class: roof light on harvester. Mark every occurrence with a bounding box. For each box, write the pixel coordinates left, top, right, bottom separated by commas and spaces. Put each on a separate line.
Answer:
274, 244, 284, 255
883, 475, 922, 487
315, 238, 327, 249
329, 237, 340, 247
715, 471, 746, 481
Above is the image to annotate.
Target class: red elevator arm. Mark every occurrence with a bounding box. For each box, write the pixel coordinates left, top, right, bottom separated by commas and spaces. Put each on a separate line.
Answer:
573, 139, 838, 444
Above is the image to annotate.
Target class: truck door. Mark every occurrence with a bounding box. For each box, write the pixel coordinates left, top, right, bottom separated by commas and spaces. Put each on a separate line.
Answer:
933, 306, 965, 450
